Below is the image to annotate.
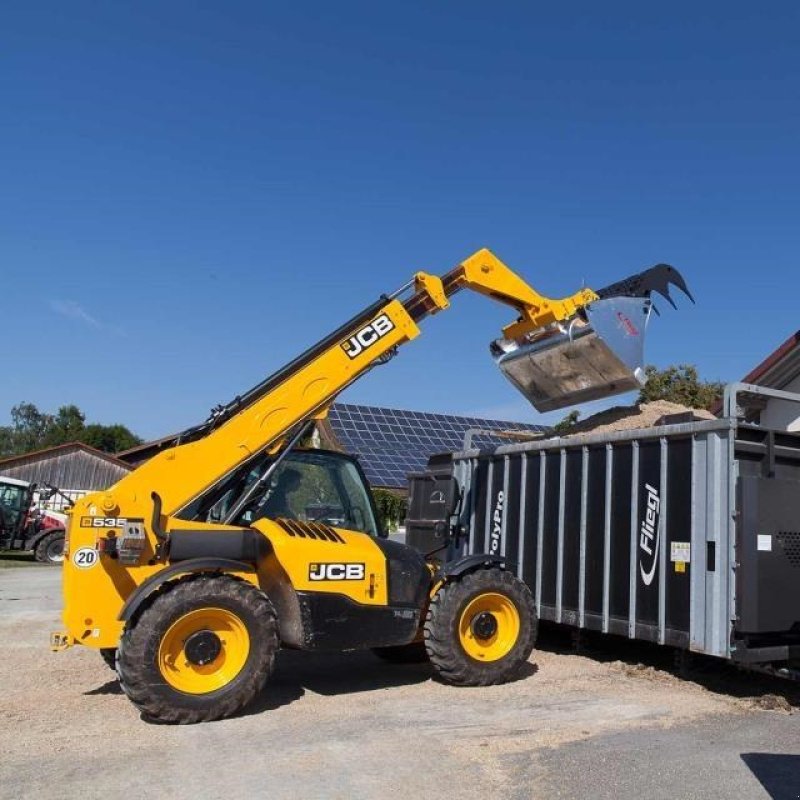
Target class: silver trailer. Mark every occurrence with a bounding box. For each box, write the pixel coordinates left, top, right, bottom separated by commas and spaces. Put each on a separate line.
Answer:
406, 384, 800, 675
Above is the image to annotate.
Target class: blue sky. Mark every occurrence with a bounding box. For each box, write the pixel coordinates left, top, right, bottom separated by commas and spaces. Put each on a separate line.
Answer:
2, 2, 799, 439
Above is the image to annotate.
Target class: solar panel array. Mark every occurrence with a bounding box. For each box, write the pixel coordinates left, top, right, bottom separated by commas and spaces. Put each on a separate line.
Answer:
327, 403, 547, 489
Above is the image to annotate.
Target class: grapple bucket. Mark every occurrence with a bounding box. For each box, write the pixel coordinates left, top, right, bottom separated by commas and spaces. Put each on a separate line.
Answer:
493, 296, 652, 412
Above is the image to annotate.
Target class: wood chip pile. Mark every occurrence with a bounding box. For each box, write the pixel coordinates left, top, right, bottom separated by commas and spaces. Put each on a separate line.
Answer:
555, 400, 716, 438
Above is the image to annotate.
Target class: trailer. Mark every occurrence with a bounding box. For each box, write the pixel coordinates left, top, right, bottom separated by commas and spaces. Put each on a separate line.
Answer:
406, 384, 800, 678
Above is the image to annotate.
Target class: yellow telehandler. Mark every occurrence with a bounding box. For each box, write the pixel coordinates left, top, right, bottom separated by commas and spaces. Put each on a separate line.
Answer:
52, 248, 691, 723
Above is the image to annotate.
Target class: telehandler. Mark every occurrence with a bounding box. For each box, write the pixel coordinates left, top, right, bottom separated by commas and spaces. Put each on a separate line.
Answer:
52, 248, 691, 723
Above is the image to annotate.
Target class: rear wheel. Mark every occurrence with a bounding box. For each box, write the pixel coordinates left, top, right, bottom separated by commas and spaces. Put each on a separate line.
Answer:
424, 567, 536, 686
117, 575, 278, 724
35, 530, 65, 564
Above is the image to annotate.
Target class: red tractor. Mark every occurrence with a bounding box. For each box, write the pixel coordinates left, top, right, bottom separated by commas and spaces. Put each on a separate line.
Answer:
0, 476, 71, 564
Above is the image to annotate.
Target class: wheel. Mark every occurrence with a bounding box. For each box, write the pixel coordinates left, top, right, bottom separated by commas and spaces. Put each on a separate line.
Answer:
35, 530, 65, 564
117, 575, 278, 724
100, 648, 117, 670
372, 642, 429, 664
424, 567, 537, 686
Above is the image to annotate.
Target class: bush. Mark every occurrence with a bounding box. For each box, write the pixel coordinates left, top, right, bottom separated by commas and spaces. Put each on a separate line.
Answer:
372, 488, 407, 533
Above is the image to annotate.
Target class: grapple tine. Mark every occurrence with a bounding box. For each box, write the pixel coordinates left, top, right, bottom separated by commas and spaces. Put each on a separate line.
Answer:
662, 289, 678, 310
596, 263, 694, 306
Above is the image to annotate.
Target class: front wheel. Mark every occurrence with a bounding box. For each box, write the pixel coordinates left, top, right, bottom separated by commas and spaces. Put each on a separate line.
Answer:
424, 567, 536, 686
117, 575, 278, 724
34, 530, 65, 564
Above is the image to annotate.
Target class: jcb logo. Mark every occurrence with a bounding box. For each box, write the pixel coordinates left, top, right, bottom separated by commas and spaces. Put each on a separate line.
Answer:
80, 517, 128, 528
309, 562, 366, 581
341, 315, 395, 359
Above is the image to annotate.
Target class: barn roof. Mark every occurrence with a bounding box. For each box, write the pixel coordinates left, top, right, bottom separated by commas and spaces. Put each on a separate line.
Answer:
0, 442, 132, 491
0, 442, 130, 469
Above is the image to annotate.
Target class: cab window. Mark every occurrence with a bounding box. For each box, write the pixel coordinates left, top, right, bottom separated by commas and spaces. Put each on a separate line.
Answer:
0, 483, 27, 530
243, 452, 379, 537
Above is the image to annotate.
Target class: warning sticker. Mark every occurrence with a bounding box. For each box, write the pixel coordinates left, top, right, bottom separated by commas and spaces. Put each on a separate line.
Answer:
671, 542, 691, 563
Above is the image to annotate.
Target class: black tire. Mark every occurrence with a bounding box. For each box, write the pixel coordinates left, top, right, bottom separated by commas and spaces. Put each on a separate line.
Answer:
424, 567, 537, 686
34, 530, 65, 564
100, 648, 117, 670
372, 642, 429, 664
117, 575, 279, 724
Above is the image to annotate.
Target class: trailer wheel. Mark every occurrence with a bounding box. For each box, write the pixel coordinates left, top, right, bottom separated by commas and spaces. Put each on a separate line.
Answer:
424, 567, 536, 686
371, 642, 429, 664
34, 530, 65, 564
117, 575, 278, 724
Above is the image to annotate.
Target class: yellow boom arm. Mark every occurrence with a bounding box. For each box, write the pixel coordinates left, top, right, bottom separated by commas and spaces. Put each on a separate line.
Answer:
90, 248, 595, 524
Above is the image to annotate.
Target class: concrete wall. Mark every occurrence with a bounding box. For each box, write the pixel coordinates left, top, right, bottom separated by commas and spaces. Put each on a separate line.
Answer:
761, 374, 800, 431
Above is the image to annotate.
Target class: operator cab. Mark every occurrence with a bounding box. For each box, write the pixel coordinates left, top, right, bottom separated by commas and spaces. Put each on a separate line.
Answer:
178, 449, 383, 538
0, 477, 32, 544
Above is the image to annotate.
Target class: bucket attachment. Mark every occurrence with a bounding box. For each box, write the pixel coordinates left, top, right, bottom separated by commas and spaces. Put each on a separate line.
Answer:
491, 264, 692, 413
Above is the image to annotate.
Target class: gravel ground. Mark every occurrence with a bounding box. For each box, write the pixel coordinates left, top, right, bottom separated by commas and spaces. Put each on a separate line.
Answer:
1, 566, 798, 800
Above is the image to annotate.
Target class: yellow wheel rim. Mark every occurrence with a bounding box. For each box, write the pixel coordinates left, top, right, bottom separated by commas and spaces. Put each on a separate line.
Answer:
157, 607, 250, 695
458, 592, 520, 662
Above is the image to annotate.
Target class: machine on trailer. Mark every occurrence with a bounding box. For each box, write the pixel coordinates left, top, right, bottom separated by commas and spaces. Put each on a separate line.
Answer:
0, 476, 70, 564
51, 248, 690, 723
406, 383, 800, 680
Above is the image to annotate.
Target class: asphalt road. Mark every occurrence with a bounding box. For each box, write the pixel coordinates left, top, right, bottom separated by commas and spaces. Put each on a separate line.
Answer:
1, 564, 798, 800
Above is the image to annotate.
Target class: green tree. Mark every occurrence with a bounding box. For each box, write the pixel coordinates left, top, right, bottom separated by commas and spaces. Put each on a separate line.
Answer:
638, 365, 724, 410
44, 405, 86, 447
372, 488, 407, 533
553, 409, 580, 434
80, 424, 142, 454
0, 402, 142, 456
1, 402, 54, 455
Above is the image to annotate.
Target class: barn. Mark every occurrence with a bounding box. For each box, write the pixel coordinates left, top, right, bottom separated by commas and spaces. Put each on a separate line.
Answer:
0, 443, 132, 506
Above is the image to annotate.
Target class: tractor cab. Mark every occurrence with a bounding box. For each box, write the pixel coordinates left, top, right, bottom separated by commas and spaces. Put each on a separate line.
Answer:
0, 476, 33, 549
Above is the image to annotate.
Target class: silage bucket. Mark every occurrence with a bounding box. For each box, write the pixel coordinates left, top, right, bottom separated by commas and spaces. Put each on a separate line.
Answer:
493, 296, 652, 412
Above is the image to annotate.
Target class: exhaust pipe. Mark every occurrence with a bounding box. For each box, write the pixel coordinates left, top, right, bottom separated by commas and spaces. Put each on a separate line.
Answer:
491, 264, 693, 413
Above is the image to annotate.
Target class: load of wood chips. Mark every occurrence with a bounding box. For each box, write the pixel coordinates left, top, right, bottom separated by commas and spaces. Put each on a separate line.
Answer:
556, 399, 716, 438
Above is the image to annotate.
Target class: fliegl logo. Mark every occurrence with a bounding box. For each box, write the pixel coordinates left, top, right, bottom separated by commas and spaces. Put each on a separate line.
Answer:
639, 483, 661, 586
309, 562, 366, 581
341, 314, 395, 359
490, 490, 504, 555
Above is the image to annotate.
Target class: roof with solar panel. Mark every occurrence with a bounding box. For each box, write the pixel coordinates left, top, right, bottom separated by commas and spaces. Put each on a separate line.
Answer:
323, 403, 547, 490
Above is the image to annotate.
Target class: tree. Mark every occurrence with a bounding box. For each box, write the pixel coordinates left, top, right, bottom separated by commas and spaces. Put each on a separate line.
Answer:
372, 488, 407, 533
0, 402, 54, 455
638, 365, 724, 410
44, 405, 86, 447
553, 409, 580, 434
0, 402, 142, 456
80, 424, 141, 454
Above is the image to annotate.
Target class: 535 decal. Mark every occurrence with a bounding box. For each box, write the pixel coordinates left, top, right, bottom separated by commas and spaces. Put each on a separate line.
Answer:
80, 517, 129, 528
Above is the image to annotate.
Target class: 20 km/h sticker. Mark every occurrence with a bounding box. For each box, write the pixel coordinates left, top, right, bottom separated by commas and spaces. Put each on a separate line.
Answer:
72, 547, 99, 569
